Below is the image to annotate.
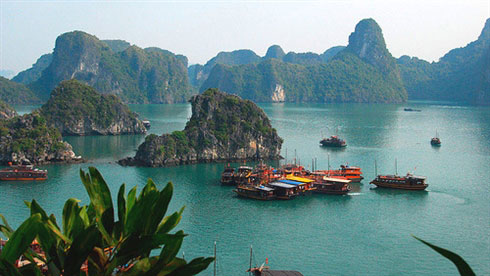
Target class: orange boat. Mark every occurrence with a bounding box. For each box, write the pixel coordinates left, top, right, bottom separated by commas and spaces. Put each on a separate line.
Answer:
315, 164, 363, 182
0, 163, 47, 181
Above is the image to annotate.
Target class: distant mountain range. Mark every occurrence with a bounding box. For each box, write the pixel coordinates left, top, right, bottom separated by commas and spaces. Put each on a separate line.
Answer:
3, 17, 489, 105
199, 19, 407, 103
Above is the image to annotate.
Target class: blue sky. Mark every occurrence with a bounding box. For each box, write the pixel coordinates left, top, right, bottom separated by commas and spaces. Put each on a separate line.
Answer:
1, 0, 489, 75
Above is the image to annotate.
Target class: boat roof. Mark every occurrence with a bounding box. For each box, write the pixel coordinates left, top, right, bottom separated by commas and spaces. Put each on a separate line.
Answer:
286, 175, 314, 183
278, 179, 305, 185
238, 166, 253, 170
322, 177, 351, 183
257, 186, 275, 192
269, 182, 297, 189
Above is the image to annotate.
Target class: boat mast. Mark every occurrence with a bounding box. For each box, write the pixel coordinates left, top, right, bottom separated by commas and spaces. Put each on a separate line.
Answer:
249, 245, 253, 276
214, 241, 217, 276
395, 158, 398, 176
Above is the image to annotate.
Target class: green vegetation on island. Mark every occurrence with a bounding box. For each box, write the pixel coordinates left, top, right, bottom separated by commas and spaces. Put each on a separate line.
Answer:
0, 77, 41, 105
119, 88, 283, 167
0, 100, 17, 120
398, 18, 490, 105
0, 112, 80, 165
0, 167, 213, 275
39, 79, 147, 136
201, 19, 407, 103
20, 31, 192, 104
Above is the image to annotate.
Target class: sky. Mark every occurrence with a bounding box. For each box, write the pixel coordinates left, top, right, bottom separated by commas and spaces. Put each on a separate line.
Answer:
1, 0, 489, 76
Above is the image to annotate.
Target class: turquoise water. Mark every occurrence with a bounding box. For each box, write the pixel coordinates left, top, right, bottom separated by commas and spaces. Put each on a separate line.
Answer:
2, 102, 489, 275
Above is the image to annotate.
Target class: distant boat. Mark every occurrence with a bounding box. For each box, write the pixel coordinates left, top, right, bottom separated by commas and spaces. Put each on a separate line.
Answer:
370, 173, 428, 190
404, 108, 421, 112
431, 131, 441, 146
142, 120, 151, 129
0, 163, 47, 181
234, 184, 276, 200
319, 135, 346, 147
313, 177, 351, 195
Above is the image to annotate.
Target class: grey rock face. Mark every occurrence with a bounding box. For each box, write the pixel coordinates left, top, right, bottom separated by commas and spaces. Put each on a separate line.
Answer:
119, 89, 283, 167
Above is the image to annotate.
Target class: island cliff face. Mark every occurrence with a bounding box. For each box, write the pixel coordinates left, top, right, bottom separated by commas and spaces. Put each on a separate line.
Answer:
24, 31, 192, 104
40, 80, 147, 136
200, 18, 407, 103
119, 88, 283, 167
0, 113, 81, 165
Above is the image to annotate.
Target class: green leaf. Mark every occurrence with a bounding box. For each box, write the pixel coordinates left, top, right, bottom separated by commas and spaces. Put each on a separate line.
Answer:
64, 225, 101, 276
0, 214, 13, 238
80, 167, 114, 243
0, 258, 22, 276
144, 182, 173, 235
413, 235, 476, 276
117, 184, 126, 225
157, 207, 184, 234
0, 214, 41, 263
166, 257, 215, 276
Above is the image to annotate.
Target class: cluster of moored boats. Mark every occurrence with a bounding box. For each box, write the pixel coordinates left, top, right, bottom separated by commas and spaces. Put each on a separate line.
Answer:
222, 163, 364, 200
222, 161, 430, 200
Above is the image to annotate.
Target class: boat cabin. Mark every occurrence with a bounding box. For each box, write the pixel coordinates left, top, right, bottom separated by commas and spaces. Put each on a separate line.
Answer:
268, 182, 298, 199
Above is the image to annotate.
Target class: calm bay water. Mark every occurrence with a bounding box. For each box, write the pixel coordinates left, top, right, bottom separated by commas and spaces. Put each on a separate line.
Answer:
3, 102, 490, 275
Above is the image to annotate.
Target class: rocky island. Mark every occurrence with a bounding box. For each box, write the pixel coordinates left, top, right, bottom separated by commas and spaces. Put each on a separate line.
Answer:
39, 80, 147, 136
0, 100, 17, 120
0, 113, 82, 165
119, 88, 283, 167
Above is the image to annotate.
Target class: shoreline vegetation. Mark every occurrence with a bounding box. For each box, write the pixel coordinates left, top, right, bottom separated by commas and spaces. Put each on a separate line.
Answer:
119, 88, 283, 167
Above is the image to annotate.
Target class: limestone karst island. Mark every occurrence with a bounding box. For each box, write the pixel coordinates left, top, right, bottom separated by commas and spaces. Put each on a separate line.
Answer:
0, 3, 489, 275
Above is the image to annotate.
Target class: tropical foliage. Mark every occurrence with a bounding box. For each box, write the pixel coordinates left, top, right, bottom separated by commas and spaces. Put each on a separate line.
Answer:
413, 236, 475, 276
0, 167, 213, 275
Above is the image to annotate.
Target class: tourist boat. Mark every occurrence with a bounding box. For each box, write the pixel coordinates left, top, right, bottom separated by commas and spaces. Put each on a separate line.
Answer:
314, 164, 364, 182
283, 175, 316, 194
0, 164, 48, 181
314, 177, 351, 195
431, 131, 441, 146
234, 184, 276, 200
220, 166, 236, 185
404, 108, 421, 112
268, 182, 299, 200
370, 173, 428, 190
319, 135, 346, 147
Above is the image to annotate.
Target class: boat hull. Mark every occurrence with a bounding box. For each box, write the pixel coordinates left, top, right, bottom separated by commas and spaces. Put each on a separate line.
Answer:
233, 189, 276, 200
370, 181, 428, 190
0, 177, 47, 181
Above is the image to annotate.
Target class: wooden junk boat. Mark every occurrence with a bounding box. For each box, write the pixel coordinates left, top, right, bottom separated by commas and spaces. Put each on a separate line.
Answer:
314, 164, 364, 182
314, 177, 351, 195
234, 184, 276, 200
0, 163, 47, 181
431, 131, 441, 146
370, 173, 428, 190
220, 165, 253, 185
267, 182, 299, 200
319, 135, 346, 147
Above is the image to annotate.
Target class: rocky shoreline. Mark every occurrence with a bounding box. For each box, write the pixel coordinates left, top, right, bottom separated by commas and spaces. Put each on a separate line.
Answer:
119, 89, 283, 167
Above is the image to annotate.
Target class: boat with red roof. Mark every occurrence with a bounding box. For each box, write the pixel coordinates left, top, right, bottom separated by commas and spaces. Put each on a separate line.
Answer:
0, 163, 47, 181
